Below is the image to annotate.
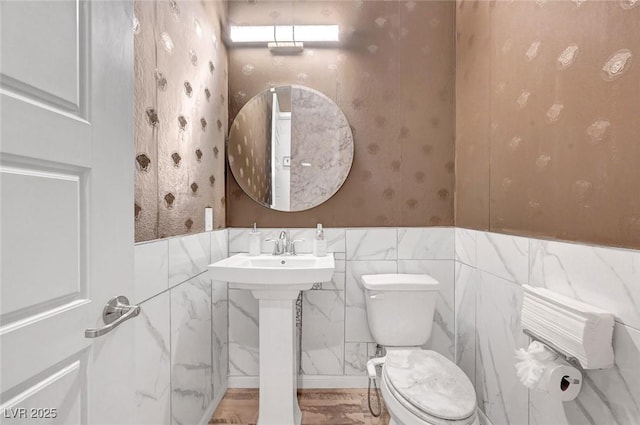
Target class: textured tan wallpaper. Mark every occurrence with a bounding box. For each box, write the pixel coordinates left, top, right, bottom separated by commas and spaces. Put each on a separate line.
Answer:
229, 93, 273, 205
226, 1, 456, 228
134, 0, 228, 242
456, 0, 640, 249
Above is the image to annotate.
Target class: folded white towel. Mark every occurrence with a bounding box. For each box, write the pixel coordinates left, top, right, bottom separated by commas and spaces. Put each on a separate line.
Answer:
521, 285, 614, 369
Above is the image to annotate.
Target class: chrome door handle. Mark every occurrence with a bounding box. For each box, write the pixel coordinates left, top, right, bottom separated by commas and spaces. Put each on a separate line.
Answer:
85, 296, 141, 338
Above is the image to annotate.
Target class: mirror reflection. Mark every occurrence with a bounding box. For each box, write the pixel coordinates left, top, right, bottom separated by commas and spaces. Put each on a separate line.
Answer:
228, 85, 354, 212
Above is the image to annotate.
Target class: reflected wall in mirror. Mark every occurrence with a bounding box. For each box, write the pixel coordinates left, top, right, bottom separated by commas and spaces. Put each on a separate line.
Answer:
228, 85, 354, 212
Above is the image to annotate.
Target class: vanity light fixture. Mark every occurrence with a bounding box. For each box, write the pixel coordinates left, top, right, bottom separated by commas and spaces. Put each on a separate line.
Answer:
268, 41, 304, 55
229, 25, 339, 54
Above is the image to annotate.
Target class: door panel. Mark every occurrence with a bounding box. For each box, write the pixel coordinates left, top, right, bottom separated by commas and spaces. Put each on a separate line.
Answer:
0, 94, 91, 166
0, 300, 90, 394
1, 354, 88, 425
0, 0, 84, 110
1, 165, 84, 321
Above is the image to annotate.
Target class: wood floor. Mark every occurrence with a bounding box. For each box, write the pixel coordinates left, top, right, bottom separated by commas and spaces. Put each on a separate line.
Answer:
209, 389, 390, 425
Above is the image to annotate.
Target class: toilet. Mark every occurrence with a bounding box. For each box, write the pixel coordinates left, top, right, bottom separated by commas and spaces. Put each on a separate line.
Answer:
362, 274, 479, 425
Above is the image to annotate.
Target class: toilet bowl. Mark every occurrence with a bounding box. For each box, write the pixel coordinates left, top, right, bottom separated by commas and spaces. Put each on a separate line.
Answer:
361, 274, 479, 425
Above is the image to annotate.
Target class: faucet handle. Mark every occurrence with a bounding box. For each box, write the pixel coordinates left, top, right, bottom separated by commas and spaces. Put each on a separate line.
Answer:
290, 239, 305, 256
265, 238, 281, 255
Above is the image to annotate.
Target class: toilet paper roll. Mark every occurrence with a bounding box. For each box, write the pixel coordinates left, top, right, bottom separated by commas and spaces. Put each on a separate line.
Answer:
538, 359, 582, 401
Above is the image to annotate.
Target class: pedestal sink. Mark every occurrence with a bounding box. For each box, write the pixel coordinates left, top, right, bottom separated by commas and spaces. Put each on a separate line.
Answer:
208, 253, 335, 425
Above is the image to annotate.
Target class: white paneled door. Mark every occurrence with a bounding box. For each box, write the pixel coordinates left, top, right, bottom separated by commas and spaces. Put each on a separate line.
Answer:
1, 1, 135, 424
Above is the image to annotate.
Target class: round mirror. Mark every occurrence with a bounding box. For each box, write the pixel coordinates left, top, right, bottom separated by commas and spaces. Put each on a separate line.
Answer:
228, 85, 354, 212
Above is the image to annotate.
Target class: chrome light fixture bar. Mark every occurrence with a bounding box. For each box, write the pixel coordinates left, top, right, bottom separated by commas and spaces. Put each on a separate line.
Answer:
267, 41, 304, 55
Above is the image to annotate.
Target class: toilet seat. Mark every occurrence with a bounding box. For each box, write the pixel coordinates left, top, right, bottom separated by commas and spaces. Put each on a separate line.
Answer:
382, 350, 477, 425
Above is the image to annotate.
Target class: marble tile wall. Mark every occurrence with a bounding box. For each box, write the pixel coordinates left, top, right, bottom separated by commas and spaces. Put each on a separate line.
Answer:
134, 229, 228, 425
228, 288, 259, 377
132, 226, 639, 425
131, 226, 639, 425
134, 291, 171, 425
171, 273, 213, 425
227, 227, 455, 380
301, 291, 345, 375
455, 229, 640, 425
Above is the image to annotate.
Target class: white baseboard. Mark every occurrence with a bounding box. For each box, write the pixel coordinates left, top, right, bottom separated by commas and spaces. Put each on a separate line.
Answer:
228, 375, 370, 389
198, 383, 228, 425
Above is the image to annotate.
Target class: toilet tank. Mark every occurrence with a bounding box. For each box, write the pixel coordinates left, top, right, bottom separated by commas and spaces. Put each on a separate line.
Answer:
361, 274, 440, 347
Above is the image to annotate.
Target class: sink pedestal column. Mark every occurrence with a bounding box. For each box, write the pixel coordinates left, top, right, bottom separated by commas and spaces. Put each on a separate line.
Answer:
253, 290, 301, 425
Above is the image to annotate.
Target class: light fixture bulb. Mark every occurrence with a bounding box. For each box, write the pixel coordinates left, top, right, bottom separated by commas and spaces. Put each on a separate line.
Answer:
229, 25, 339, 43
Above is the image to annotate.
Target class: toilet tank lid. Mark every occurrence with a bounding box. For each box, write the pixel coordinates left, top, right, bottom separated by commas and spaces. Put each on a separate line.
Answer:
361, 274, 440, 291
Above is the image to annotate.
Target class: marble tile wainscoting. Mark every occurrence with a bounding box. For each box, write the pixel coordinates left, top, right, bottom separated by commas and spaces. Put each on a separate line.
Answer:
133, 230, 229, 425
226, 227, 456, 388
131, 226, 640, 425
454, 228, 640, 425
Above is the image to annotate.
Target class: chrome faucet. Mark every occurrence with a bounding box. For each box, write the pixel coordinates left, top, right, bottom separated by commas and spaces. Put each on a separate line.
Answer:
266, 230, 304, 256
278, 230, 289, 254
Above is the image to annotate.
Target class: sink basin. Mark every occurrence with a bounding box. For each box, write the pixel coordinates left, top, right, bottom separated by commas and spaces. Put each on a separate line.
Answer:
208, 253, 335, 290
